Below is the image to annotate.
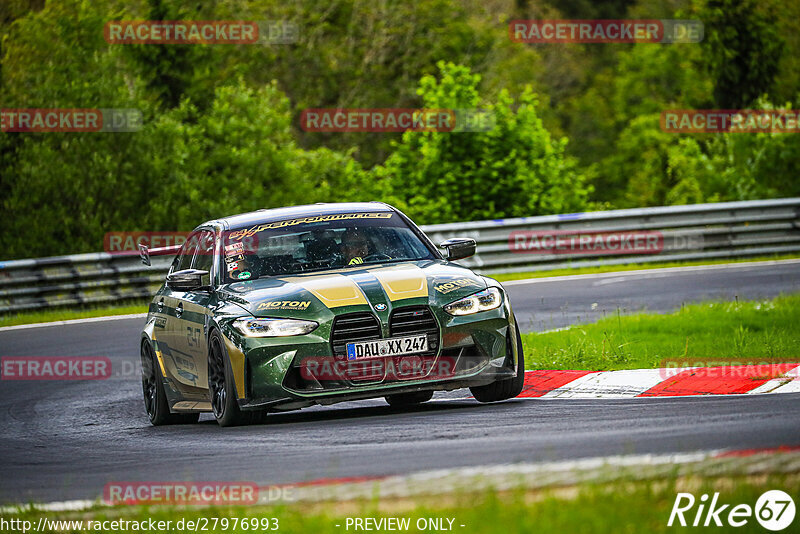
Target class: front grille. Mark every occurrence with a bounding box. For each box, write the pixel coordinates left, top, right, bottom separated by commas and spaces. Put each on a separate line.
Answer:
287, 307, 448, 391
390, 306, 438, 338
389, 306, 439, 372
330, 312, 381, 358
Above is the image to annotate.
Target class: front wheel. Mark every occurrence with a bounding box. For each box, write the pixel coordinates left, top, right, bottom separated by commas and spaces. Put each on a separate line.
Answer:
141, 341, 199, 425
208, 330, 266, 427
469, 319, 525, 403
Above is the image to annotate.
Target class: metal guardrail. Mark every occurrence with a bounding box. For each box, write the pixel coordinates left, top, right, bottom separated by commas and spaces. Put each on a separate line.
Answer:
428, 198, 800, 274
1, 198, 799, 313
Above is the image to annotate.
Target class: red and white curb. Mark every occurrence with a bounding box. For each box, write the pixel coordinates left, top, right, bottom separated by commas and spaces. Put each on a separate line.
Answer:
516, 364, 800, 399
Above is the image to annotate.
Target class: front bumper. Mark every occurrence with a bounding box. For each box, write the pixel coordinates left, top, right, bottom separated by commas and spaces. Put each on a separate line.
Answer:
222, 305, 516, 411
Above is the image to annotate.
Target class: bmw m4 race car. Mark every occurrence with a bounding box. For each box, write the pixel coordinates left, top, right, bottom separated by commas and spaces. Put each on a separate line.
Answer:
139, 203, 524, 426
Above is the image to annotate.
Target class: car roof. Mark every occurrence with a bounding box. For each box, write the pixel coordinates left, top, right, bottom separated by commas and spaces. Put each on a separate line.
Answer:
206, 202, 396, 230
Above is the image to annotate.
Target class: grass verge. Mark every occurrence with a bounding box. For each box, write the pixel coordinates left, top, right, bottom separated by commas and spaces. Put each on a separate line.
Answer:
522, 294, 800, 371
6, 474, 797, 533
491, 254, 800, 283
0, 301, 149, 328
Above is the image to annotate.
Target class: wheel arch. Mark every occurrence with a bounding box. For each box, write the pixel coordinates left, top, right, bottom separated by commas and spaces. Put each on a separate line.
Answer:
140, 325, 169, 379
207, 322, 248, 402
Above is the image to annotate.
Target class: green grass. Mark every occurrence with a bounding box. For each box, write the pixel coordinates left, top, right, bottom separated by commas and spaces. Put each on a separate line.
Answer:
6, 474, 797, 533
491, 254, 800, 283
0, 301, 149, 328
522, 294, 800, 371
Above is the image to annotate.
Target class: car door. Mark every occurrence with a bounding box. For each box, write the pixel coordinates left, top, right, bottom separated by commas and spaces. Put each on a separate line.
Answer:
169, 229, 216, 390
158, 230, 206, 390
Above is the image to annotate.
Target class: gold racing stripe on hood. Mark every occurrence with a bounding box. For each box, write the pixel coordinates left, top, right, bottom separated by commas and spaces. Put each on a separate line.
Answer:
279, 274, 368, 308
368, 264, 428, 301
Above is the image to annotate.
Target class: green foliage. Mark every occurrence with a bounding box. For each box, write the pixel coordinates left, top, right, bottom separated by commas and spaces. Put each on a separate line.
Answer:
596, 114, 712, 207
594, 100, 800, 208
568, 42, 712, 168
1, 75, 365, 257
146, 82, 300, 228
144, 80, 366, 229
2, 0, 800, 259
700, 0, 784, 109
376, 62, 590, 224
576, 2, 797, 209
123, 0, 216, 109
0, 0, 153, 257
212, 0, 536, 168
702, 100, 800, 200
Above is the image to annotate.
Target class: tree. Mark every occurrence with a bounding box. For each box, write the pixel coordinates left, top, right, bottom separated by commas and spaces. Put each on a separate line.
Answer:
0, 0, 153, 258
121, 0, 217, 109
375, 62, 589, 224
144, 80, 366, 230
701, 0, 784, 109
703, 101, 800, 200
597, 114, 712, 208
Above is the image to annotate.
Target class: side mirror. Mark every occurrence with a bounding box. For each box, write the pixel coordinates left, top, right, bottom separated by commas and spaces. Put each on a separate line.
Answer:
439, 238, 476, 261
166, 269, 211, 291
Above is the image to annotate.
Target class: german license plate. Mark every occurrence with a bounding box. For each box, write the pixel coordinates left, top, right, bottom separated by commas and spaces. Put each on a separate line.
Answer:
346, 334, 428, 361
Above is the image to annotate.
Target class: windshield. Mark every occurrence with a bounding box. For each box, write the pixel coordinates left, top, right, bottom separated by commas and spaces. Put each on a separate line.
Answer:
221, 212, 435, 282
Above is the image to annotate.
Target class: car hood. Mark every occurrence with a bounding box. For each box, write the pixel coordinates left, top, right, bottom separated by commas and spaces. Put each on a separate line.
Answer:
217, 260, 488, 317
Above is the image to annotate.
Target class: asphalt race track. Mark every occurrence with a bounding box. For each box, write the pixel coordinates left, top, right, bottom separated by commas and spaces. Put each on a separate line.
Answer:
1, 261, 799, 504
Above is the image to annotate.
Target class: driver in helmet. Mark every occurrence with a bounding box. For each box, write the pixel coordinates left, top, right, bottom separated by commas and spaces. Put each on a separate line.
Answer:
340, 228, 371, 265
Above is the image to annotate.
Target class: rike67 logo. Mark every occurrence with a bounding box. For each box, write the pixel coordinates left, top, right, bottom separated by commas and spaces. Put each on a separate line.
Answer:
669, 490, 795, 531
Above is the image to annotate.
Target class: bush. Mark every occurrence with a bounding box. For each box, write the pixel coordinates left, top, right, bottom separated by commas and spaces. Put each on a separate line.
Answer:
375, 62, 590, 224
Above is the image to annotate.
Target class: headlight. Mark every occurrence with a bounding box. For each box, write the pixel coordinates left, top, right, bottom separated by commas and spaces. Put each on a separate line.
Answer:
232, 317, 318, 337
443, 287, 503, 316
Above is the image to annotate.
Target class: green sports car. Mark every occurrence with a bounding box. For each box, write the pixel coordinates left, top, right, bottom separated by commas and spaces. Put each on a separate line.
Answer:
139, 203, 524, 426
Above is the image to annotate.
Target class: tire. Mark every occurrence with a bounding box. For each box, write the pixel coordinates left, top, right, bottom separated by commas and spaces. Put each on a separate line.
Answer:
469, 318, 525, 403
208, 330, 266, 427
141, 341, 199, 426
385, 390, 434, 406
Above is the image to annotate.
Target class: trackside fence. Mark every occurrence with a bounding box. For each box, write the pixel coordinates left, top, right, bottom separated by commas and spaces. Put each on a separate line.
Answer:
1, 198, 799, 313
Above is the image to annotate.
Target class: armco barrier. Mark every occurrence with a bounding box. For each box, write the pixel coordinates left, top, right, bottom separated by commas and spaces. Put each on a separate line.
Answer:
428, 198, 800, 274
1, 198, 799, 313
